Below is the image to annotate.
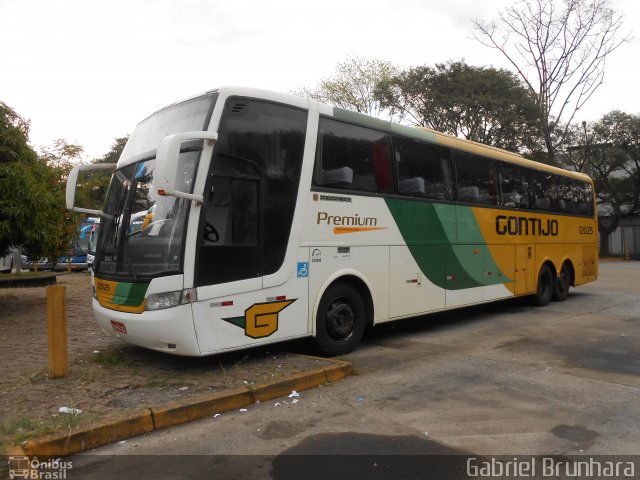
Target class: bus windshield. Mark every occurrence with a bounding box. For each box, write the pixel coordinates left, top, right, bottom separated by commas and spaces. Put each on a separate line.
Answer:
93, 94, 216, 280
93, 156, 198, 279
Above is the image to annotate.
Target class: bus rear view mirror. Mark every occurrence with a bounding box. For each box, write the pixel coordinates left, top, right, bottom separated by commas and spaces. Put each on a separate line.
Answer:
66, 163, 116, 216
155, 131, 218, 203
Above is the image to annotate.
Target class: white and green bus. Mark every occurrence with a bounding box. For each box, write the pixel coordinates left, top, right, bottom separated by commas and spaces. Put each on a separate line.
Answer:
66, 87, 598, 356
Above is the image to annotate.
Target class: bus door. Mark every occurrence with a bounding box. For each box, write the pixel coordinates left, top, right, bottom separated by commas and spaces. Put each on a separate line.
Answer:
191, 98, 308, 352
515, 244, 535, 295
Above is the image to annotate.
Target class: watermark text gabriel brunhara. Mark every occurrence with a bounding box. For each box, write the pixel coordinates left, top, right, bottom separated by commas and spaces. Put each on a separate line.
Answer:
466, 457, 635, 478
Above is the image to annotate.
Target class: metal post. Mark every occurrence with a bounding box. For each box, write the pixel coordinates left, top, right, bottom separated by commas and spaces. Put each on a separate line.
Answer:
11, 249, 21, 274
47, 285, 68, 378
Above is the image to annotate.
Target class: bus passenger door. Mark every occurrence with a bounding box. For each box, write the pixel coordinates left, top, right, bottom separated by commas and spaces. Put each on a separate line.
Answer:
515, 244, 534, 295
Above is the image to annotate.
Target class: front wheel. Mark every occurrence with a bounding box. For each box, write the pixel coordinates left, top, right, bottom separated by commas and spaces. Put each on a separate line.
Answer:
553, 263, 571, 301
315, 283, 366, 356
534, 264, 553, 306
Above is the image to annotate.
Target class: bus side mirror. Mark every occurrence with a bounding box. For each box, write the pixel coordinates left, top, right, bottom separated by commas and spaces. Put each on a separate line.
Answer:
155, 131, 218, 203
66, 163, 116, 215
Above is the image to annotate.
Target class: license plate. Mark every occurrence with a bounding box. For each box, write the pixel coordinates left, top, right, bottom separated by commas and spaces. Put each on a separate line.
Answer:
110, 320, 127, 334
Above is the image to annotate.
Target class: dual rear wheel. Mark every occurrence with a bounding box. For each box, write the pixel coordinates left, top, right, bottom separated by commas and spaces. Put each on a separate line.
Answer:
535, 263, 572, 306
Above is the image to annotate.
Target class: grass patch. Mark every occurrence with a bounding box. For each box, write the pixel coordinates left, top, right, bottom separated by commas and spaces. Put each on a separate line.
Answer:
79, 349, 140, 369
1, 411, 102, 445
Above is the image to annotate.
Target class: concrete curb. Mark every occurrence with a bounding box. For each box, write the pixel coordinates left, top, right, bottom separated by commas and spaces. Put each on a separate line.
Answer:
18, 358, 351, 457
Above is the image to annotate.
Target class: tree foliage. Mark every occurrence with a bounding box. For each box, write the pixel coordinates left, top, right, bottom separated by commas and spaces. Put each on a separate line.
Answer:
0, 101, 97, 263
73, 136, 129, 212
95, 136, 128, 164
560, 111, 640, 254
0, 103, 72, 261
376, 60, 542, 152
38, 139, 86, 263
294, 57, 400, 119
473, 0, 629, 162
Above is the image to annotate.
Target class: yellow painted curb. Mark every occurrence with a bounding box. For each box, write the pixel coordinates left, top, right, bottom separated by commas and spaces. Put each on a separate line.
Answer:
323, 361, 352, 383
21, 410, 154, 457
17, 356, 351, 457
252, 369, 328, 402
151, 386, 254, 430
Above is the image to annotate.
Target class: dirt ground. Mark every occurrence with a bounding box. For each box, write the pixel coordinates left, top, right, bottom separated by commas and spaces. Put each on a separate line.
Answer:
0, 273, 330, 450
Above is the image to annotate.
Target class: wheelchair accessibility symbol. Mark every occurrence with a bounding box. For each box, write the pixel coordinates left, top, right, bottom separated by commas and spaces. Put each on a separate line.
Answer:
297, 262, 309, 278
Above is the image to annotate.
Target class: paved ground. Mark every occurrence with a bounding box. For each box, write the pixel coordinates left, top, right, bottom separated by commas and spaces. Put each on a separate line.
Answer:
69, 259, 640, 479
1, 273, 117, 376
0, 273, 330, 449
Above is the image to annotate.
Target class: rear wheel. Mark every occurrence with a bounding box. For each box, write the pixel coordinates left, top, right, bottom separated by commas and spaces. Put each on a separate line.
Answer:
534, 264, 553, 306
553, 262, 571, 301
316, 283, 366, 356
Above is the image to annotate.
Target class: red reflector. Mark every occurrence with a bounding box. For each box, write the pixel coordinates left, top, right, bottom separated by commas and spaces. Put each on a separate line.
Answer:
158, 189, 166, 195
221, 300, 233, 307
110, 320, 127, 334
275, 295, 286, 300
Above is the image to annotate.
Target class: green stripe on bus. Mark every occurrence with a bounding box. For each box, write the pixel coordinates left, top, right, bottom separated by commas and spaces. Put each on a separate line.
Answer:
454, 207, 511, 283
113, 282, 149, 307
385, 199, 509, 289
385, 199, 477, 289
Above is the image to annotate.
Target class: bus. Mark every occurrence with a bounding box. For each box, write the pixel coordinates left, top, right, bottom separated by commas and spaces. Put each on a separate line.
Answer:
66, 87, 598, 357
86, 217, 100, 270
55, 217, 97, 271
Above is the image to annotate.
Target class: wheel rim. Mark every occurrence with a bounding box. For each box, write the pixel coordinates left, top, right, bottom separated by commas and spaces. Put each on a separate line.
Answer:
325, 299, 355, 341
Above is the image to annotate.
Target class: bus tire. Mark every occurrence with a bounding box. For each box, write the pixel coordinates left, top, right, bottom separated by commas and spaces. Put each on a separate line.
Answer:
534, 264, 553, 306
315, 282, 366, 356
553, 262, 571, 302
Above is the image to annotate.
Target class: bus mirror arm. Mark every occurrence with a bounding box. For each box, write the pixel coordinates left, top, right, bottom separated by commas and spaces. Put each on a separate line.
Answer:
66, 163, 116, 215
155, 131, 218, 204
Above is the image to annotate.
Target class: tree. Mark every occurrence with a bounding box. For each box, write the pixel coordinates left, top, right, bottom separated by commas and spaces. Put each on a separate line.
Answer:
561, 111, 640, 255
74, 136, 129, 212
473, 0, 629, 163
95, 136, 128, 164
376, 60, 542, 152
38, 140, 86, 265
295, 57, 400, 119
0, 102, 64, 261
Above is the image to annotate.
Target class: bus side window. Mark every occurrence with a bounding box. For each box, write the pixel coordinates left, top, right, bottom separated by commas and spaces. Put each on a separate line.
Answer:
533, 172, 555, 211
499, 164, 530, 209
557, 177, 577, 214
453, 151, 497, 205
574, 180, 594, 216
205, 177, 259, 246
197, 99, 307, 287
392, 135, 453, 200
313, 118, 392, 193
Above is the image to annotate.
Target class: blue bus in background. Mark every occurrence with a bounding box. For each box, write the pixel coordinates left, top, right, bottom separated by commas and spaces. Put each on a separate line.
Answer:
55, 217, 98, 271
86, 211, 147, 270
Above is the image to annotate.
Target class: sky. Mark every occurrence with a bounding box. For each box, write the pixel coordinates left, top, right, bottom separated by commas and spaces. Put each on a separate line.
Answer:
1, 0, 639, 160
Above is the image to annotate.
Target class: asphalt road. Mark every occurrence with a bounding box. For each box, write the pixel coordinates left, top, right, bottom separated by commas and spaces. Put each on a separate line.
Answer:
71, 259, 640, 479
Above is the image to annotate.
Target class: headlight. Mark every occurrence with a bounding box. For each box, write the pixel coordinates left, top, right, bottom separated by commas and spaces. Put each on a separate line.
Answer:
146, 291, 181, 310
145, 288, 198, 311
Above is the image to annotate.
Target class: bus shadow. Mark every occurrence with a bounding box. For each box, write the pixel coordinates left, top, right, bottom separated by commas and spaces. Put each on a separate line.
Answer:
361, 295, 537, 347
